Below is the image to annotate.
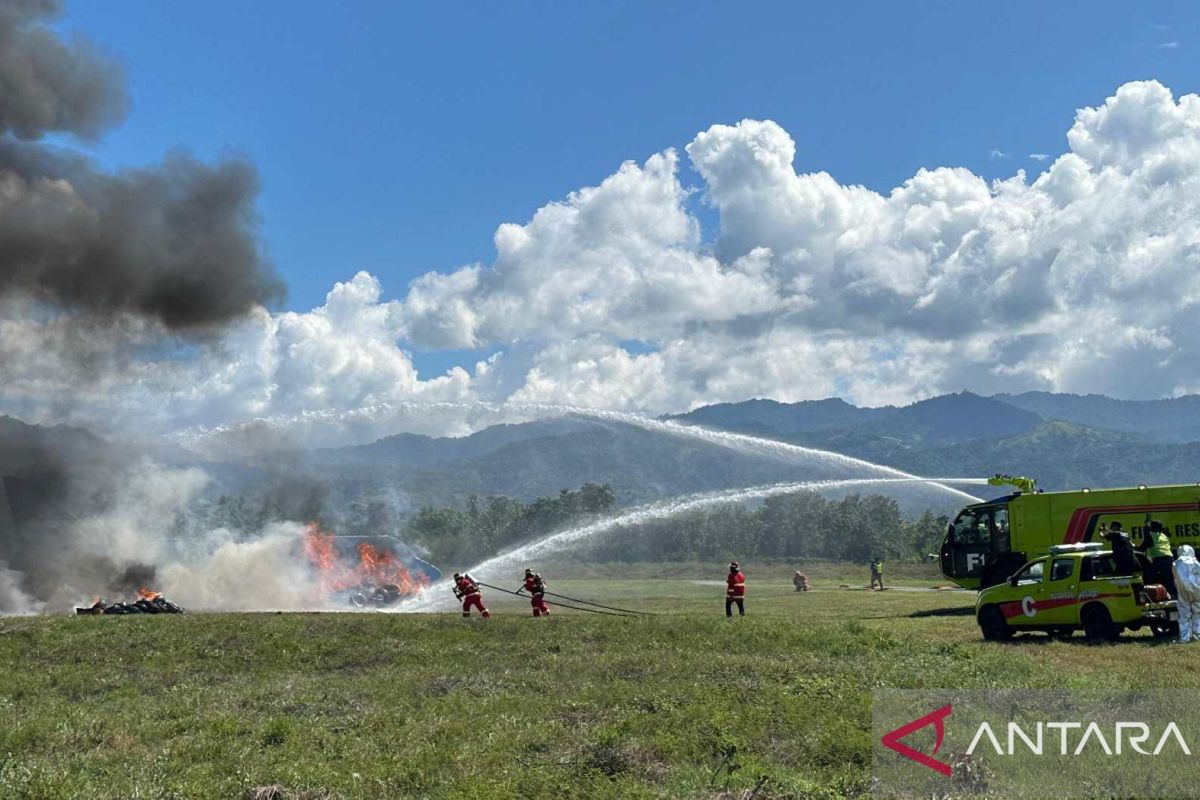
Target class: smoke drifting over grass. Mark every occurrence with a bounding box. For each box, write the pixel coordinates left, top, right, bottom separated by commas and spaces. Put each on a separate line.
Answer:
0, 448, 336, 614
158, 523, 316, 612
0, 560, 38, 614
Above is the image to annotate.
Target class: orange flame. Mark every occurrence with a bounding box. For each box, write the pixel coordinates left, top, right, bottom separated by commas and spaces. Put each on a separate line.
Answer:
137, 587, 162, 601
302, 523, 429, 598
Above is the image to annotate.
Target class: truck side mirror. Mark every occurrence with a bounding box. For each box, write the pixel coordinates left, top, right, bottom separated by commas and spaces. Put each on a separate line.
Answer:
1009, 575, 1019, 587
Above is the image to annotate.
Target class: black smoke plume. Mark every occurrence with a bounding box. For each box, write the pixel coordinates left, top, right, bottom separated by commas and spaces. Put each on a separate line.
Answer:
0, 0, 283, 331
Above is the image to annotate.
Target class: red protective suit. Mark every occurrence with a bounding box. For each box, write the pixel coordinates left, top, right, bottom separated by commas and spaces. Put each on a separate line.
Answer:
727, 570, 746, 597
726, 568, 746, 617
523, 574, 551, 617
454, 575, 490, 618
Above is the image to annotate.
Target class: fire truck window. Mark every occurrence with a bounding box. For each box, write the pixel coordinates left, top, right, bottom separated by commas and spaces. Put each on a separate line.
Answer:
951, 510, 987, 546
1015, 560, 1044, 585
992, 507, 1011, 553
1050, 558, 1074, 582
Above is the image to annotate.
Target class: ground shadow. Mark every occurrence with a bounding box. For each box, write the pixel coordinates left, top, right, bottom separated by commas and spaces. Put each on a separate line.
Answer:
907, 606, 975, 618
989, 632, 1180, 647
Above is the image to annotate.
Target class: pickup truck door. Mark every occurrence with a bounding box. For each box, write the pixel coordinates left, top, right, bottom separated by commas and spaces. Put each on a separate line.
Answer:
1036, 557, 1080, 625
1003, 558, 1047, 628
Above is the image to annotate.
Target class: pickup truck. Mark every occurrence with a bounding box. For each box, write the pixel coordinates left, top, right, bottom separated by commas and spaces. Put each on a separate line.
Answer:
975, 543, 1177, 643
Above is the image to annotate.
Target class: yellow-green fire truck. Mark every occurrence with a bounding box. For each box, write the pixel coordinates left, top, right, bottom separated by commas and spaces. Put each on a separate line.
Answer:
940, 475, 1200, 589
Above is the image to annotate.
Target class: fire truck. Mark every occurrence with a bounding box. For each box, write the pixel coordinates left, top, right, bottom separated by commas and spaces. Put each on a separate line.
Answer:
940, 475, 1200, 589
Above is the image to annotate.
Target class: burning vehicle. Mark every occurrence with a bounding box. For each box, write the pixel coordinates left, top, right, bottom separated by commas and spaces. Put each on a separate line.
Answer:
302, 524, 440, 608
76, 587, 184, 615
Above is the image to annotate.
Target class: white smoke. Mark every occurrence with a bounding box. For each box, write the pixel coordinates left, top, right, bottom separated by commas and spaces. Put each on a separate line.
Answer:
0, 560, 40, 615
158, 522, 317, 612
66, 459, 210, 570
0, 459, 345, 614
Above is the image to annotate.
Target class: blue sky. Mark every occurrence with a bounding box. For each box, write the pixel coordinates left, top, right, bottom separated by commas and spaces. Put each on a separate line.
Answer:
59, 0, 1196, 321
11, 0, 1200, 430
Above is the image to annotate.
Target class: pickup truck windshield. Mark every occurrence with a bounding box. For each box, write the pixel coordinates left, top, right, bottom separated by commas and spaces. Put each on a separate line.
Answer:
1013, 560, 1044, 586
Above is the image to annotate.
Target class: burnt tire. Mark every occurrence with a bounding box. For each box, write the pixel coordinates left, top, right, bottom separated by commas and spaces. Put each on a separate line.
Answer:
1082, 605, 1120, 644
979, 605, 1012, 641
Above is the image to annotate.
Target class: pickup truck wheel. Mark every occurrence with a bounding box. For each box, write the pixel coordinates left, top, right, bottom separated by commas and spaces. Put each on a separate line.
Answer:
979, 606, 1012, 641
1082, 605, 1119, 644
1151, 621, 1178, 639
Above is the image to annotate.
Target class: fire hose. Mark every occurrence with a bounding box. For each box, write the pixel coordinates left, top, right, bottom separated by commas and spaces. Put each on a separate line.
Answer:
537, 588, 658, 616
473, 581, 639, 617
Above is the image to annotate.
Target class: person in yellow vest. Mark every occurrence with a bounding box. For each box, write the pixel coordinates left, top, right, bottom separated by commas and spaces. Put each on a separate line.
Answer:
1139, 520, 1176, 598
869, 557, 884, 591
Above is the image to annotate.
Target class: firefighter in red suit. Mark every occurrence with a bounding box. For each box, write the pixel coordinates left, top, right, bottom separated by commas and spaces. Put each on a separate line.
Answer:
519, 568, 551, 617
452, 572, 490, 618
726, 561, 746, 617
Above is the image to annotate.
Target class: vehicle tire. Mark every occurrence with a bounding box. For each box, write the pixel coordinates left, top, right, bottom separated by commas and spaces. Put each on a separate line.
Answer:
1082, 605, 1119, 644
1151, 621, 1178, 639
979, 606, 1012, 641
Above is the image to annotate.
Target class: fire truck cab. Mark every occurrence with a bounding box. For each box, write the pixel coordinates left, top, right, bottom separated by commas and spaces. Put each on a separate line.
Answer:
941, 476, 1200, 589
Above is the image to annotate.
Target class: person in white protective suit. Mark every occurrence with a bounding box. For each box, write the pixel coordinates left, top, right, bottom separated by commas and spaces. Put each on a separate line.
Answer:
1171, 545, 1200, 643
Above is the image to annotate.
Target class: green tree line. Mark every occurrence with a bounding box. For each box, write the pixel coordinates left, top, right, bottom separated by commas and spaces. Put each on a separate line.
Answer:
573, 491, 948, 563
408, 483, 617, 566
405, 485, 949, 567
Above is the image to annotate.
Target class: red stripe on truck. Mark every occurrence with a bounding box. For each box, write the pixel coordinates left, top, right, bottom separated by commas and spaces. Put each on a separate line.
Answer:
1063, 503, 1197, 544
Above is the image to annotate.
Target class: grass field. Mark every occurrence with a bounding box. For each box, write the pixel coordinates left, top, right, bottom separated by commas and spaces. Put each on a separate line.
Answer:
2, 561, 1197, 800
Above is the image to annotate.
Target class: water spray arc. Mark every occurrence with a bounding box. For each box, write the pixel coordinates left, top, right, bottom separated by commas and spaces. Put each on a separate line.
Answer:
172, 400, 984, 504
503, 403, 983, 503
402, 476, 988, 613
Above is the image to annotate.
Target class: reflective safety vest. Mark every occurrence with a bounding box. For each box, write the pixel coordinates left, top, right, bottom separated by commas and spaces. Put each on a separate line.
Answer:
1148, 532, 1173, 560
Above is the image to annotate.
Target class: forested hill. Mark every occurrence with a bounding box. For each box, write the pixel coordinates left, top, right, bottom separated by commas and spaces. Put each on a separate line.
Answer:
995, 392, 1200, 443
671, 391, 1200, 445
669, 392, 1200, 491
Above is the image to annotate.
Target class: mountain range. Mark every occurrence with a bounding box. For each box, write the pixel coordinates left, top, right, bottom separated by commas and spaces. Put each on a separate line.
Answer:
669, 392, 1200, 492
7, 390, 1200, 531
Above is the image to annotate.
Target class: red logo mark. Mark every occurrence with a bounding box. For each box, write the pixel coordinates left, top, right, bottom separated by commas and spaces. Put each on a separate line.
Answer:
881, 704, 953, 776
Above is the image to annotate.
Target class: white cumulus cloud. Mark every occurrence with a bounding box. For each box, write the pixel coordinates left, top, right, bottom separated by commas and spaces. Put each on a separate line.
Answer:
393, 80, 1200, 412
6, 79, 1200, 436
